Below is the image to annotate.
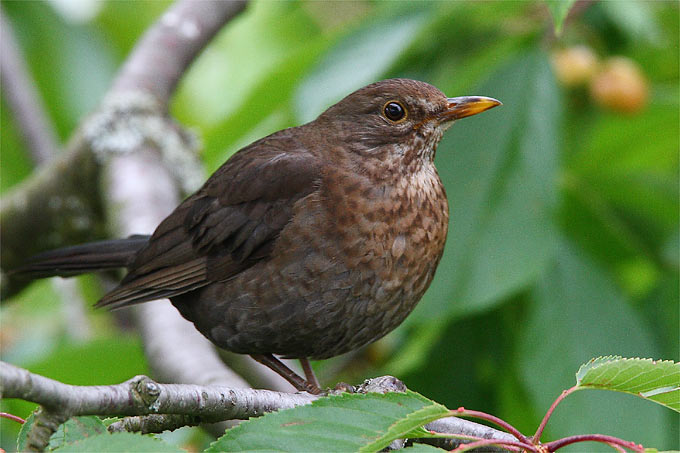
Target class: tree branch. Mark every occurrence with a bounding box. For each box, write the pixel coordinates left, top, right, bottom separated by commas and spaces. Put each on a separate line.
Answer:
0, 362, 313, 419
1, 136, 107, 299
1, 362, 519, 451
110, 0, 247, 104
107, 414, 210, 434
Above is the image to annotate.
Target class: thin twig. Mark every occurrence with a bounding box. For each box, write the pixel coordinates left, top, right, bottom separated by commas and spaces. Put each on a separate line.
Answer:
543, 434, 645, 452
0, 412, 26, 424
452, 408, 531, 444
533, 386, 578, 441
0, 4, 59, 165
24, 408, 69, 453
452, 437, 535, 452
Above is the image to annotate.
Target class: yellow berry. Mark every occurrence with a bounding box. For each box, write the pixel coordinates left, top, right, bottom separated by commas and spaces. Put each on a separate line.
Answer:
590, 57, 649, 113
552, 46, 599, 87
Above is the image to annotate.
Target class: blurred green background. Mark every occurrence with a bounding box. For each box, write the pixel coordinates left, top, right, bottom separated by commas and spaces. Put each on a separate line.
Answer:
1, 1, 678, 451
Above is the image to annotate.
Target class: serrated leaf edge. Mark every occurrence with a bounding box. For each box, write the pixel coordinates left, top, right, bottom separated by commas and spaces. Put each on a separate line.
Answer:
574, 356, 680, 413
576, 356, 678, 384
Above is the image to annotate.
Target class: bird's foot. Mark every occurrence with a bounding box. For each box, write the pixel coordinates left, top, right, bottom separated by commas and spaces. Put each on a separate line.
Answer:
250, 353, 323, 395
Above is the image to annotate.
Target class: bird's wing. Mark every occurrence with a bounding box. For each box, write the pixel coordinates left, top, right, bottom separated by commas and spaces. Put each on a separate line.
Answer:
96, 129, 322, 309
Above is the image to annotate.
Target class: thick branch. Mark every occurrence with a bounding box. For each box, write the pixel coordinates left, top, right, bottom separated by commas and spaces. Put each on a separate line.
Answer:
0, 362, 313, 419
1, 362, 519, 449
1, 136, 106, 299
110, 0, 246, 104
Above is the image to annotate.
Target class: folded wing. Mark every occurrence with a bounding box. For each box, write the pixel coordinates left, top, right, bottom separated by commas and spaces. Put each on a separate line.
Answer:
96, 129, 321, 309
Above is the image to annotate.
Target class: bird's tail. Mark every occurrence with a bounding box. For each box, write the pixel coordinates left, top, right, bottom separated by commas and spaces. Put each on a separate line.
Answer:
13, 235, 150, 278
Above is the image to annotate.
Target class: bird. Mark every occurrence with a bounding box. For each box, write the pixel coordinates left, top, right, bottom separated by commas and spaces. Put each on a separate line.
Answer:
15, 79, 501, 394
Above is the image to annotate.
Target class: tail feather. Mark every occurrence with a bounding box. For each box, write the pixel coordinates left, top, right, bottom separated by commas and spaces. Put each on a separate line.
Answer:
14, 236, 150, 278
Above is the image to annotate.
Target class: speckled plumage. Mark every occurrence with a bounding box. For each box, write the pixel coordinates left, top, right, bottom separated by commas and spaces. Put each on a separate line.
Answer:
19, 79, 500, 392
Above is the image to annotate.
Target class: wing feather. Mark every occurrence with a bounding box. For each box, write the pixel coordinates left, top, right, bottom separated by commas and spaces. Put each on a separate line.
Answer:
97, 128, 322, 309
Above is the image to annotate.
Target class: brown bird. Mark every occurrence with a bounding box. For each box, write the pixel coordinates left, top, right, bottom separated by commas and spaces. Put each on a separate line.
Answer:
17, 79, 500, 394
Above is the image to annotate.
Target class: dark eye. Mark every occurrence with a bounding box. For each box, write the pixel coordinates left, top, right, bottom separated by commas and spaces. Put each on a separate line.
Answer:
383, 101, 406, 122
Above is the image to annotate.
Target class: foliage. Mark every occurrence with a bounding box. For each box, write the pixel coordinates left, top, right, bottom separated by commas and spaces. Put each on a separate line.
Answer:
575, 356, 680, 412
51, 432, 185, 453
48, 416, 109, 450
1, 0, 678, 452
545, 0, 577, 35
207, 390, 448, 452
15, 358, 678, 452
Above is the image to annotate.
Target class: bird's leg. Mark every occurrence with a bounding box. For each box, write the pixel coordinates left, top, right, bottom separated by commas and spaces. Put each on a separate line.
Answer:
299, 357, 320, 390
250, 353, 322, 394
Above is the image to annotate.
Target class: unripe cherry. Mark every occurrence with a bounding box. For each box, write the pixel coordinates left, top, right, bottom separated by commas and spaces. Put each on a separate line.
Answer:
590, 57, 648, 113
552, 46, 598, 87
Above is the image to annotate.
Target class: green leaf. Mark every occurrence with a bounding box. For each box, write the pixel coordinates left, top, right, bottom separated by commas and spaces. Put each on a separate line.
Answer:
544, 1, 576, 35
16, 411, 36, 452
562, 104, 679, 272
52, 432, 184, 452
569, 104, 678, 232
576, 356, 680, 413
207, 391, 449, 453
599, 1, 662, 45
48, 416, 108, 450
360, 395, 449, 453
413, 51, 560, 322
18, 415, 112, 452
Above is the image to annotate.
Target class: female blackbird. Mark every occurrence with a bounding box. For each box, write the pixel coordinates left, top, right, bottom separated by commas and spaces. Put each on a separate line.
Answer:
18, 79, 500, 393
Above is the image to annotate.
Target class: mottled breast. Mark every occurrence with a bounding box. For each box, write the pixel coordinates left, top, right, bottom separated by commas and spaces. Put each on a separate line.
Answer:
297, 161, 449, 357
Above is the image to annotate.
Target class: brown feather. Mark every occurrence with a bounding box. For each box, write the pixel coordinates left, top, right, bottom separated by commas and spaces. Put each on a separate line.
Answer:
96, 130, 322, 309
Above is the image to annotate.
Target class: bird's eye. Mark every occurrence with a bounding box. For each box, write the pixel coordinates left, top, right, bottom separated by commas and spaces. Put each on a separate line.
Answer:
383, 101, 406, 122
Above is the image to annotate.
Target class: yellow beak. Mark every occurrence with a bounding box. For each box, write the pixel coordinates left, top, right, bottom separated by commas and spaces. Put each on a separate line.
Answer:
440, 96, 502, 122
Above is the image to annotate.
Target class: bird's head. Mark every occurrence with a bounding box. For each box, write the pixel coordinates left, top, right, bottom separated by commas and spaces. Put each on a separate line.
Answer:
316, 78, 501, 170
